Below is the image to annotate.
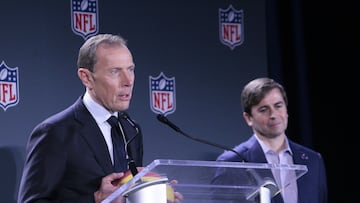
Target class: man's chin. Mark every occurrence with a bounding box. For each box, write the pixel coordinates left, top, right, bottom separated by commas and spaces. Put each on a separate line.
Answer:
116, 103, 130, 111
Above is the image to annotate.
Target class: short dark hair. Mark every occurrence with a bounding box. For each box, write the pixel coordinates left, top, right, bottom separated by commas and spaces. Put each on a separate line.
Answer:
241, 77, 288, 115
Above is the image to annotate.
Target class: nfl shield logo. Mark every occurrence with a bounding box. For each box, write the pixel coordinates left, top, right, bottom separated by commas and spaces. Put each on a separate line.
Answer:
149, 72, 176, 116
219, 5, 244, 49
0, 61, 19, 111
71, 0, 99, 40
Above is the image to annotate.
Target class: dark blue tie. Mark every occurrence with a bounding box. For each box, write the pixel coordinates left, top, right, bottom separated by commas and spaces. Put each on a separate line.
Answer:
107, 115, 127, 172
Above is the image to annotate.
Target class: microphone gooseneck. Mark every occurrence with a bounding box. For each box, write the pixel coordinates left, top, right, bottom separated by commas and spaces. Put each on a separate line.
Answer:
119, 111, 139, 176
157, 114, 279, 198
119, 112, 140, 147
156, 114, 247, 162
157, 114, 181, 132
120, 111, 139, 134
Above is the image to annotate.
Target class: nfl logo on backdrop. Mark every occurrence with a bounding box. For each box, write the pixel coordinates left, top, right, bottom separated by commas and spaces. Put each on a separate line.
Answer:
71, 0, 99, 40
219, 5, 244, 50
0, 61, 19, 111
149, 72, 176, 116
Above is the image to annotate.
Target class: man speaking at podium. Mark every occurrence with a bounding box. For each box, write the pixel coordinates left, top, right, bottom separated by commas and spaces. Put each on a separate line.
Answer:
17, 34, 143, 203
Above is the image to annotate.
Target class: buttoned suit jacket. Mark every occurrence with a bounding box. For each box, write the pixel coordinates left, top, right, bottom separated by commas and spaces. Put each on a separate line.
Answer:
18, 96, 143, 203
214, 135, 327, 203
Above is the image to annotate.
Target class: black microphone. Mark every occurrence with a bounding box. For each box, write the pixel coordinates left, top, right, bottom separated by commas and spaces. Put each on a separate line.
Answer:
156, 114, 247, 162
119, 111, 139, 176
120, 111, 139, 134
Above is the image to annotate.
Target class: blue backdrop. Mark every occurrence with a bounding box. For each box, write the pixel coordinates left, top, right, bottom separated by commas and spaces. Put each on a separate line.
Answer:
0, 1, 268, 201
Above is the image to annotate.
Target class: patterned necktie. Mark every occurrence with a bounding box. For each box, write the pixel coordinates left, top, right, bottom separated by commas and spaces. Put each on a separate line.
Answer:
107, 115, 127, 172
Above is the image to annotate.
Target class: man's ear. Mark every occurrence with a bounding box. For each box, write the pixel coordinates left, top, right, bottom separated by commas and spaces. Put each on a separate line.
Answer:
243, 112, 252, 126
77, 68, 93, 88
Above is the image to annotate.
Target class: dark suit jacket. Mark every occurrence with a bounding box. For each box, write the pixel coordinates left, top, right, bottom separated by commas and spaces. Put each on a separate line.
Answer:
214, 135, 327, 203
17, 96, 143, 203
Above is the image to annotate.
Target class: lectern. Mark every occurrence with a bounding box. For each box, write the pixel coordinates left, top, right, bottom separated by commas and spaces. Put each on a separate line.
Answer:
102, 159, 308, 203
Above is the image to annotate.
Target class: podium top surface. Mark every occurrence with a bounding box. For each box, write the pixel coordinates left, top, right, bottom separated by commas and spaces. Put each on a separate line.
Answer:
103, 159, 308, 203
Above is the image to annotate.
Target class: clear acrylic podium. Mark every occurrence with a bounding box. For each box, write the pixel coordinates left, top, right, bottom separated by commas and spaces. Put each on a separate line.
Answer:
102, 159, 308, 203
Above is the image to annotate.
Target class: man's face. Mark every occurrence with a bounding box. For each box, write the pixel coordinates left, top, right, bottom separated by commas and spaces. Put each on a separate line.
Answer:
89, 44, 135, 113
243, 88, 288, 139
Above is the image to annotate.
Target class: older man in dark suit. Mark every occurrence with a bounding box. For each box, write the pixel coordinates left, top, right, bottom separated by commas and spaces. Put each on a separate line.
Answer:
18, 34, 142, 203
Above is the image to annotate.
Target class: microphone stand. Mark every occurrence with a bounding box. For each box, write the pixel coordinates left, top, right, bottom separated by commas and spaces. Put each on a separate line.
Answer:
156, 114, 279, 202
156, 114, 247, 162
119, 112, 140, 176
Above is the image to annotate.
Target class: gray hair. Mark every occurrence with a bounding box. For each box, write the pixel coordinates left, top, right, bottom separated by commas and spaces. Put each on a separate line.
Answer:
77, 34, 127, 72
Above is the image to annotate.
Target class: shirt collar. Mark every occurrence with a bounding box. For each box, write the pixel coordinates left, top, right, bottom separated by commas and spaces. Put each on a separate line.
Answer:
254, 134, 293, 155
83, 90, 115, 124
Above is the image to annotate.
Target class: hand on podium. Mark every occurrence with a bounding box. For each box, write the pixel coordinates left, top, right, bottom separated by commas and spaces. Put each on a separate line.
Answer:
94, 172, 126, 203
169, 179, 184, 203
117, 168, 184, 203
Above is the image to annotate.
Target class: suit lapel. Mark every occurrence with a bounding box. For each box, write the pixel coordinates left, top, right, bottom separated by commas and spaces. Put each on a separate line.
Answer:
244, 136, 268, 163
290, 143, 309, 165
73, 97, 114, 174
288, 141, 311, 203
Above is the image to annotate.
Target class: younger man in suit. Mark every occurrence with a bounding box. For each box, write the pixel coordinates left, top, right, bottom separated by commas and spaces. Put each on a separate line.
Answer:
214, 77, 327, 203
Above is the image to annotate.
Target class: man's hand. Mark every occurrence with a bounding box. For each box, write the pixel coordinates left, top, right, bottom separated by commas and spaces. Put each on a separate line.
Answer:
170, 179, 184, 203
94, 172, 126, 203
